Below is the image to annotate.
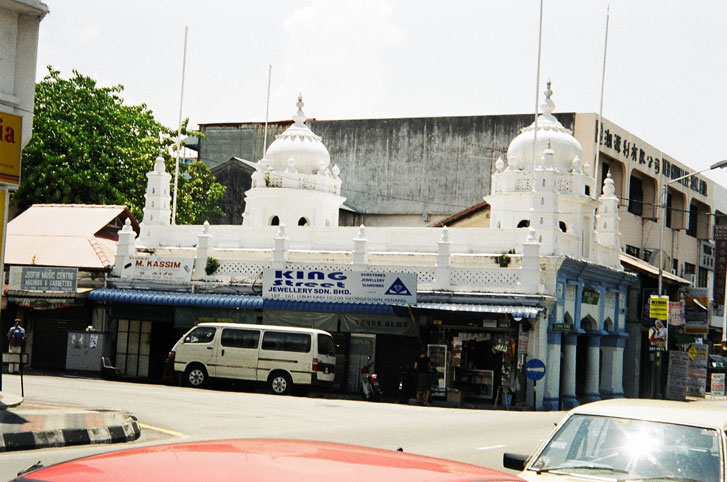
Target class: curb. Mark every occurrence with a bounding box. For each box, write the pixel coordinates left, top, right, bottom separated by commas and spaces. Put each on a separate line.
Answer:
0, 416, 140, 453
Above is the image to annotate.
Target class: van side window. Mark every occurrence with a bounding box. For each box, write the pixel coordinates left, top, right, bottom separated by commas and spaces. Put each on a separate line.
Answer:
317, 334, 336, 356
262, 332, 311, 353
221, 329, 260, 349
185, 327, 216, 344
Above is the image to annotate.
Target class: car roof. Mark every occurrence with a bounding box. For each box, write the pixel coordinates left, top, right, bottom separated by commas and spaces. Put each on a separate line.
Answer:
15, 438, 525, 482
194, 322, 331, 335
569, 399, 727, 429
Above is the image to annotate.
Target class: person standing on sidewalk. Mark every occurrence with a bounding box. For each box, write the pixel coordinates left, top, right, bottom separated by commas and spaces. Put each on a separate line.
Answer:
7, 319, 26, 374
414, 349, 432, 405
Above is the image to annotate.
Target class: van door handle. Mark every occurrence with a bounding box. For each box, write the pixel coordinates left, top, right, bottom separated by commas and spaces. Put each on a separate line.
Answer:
207, 346, 213, 350
221, 349, 225, 356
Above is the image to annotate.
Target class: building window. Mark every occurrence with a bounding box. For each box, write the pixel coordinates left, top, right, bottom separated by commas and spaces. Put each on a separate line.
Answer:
666, 193, 673, 228
628, 176, 643, 216
698, 267, 708, 288
625, 245, 640, 258
270, 216, 280, 226
687, 204, 698, 237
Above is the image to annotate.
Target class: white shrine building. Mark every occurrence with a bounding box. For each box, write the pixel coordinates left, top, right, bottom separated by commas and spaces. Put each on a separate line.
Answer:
91, 86, 635, 410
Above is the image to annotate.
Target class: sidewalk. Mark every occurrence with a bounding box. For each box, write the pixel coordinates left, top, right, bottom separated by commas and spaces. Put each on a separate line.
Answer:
0, 390, 140, 453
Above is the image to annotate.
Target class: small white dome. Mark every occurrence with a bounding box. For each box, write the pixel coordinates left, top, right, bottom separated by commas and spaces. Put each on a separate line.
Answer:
506, 81, 583, 173
265, 95, 330, 174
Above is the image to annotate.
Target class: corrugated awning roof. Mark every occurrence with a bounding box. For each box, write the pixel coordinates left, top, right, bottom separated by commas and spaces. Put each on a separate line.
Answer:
6, 204, 138, 269
619, 252, 691, 285
413, 302, 542, 319
89, 289, 395, 314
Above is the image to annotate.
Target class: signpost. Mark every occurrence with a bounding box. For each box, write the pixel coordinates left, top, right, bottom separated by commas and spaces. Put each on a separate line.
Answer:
525, 358, 546, 411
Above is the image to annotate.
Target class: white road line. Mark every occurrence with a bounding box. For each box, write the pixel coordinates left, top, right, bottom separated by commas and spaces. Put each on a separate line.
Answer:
478, 444, 506, 451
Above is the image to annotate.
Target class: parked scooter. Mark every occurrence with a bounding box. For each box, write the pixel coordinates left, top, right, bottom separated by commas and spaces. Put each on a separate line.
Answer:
397, 364, 415, 404
360, 357, 382, 401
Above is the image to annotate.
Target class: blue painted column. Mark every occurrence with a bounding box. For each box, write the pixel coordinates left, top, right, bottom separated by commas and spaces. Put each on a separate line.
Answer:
543, 331, 562, 411
582, 330, 605, 403
560, 332, 579, 409
600, 331, 628, 399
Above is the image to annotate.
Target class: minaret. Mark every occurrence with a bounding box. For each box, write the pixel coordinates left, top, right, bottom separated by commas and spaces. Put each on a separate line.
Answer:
596, 171, 620, 249
142, 156, 172, 225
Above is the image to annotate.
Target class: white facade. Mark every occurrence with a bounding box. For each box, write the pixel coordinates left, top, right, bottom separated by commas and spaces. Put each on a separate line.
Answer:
110, 86, 634, 409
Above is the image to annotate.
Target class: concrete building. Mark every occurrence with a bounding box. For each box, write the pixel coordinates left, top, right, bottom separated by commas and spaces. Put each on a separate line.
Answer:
91, 86, 636, 410
0, 0, 48, 148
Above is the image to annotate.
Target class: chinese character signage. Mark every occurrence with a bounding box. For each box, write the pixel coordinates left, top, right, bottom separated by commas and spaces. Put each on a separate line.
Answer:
714, 225, 727, 310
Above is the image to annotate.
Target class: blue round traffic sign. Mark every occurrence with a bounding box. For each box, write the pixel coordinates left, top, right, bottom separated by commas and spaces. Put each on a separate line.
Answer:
525, 358, 546, 381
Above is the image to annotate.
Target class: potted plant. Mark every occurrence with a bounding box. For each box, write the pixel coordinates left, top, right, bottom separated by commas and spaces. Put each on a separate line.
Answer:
497, 253, 511, 267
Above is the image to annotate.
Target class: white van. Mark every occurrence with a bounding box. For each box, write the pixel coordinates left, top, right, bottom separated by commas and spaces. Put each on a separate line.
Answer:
169, 323, 336, 395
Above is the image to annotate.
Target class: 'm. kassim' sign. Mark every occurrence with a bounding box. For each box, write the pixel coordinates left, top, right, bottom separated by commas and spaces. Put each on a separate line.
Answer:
121, 256, 193, 282
263, 269, 417, 305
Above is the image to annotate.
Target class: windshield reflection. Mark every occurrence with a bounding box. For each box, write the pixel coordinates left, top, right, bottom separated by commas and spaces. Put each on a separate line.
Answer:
530, 414, 721, 482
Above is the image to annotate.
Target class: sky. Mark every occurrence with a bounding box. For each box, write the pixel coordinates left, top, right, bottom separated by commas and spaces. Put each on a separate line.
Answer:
35, 1, 727, 188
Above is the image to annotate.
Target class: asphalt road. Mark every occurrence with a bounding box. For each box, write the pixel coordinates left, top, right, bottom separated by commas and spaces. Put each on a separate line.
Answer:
0, 374, 563, 480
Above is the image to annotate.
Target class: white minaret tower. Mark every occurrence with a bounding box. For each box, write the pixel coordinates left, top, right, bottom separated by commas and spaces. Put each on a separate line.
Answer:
142, 156, 171, 225
596, 171, 621, 249
242, 96, 345, 227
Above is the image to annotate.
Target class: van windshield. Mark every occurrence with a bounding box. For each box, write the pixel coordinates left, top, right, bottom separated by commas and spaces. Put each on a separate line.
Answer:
318, 334, 335, 356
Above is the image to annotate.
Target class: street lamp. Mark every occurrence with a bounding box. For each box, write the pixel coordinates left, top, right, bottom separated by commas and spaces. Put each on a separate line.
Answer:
657, 159, 727, 296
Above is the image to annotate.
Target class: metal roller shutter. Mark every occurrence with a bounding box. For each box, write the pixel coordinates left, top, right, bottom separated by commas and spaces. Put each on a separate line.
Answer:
31, 308, 92, 369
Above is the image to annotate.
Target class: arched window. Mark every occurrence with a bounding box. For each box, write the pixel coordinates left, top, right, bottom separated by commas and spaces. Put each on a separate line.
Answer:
270, 216, 280, 226
559, 221, 567, 232
298, 217, 309, 226
517, 220, 530, 228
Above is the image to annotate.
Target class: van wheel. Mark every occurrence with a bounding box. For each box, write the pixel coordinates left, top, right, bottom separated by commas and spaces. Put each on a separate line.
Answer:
269, 372, 292, 395
185, 365, 207, 388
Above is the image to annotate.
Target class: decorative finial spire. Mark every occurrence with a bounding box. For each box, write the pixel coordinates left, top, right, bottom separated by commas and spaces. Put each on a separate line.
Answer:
541, 79, 555, 117
293, 94, 306, 125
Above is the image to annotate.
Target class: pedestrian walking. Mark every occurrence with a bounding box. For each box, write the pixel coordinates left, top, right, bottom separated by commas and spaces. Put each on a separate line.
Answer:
7, 319, 26, 374
414, 349, 432, 405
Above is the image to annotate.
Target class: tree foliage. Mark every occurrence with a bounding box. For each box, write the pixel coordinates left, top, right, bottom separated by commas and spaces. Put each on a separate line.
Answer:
14, 67, 225, 223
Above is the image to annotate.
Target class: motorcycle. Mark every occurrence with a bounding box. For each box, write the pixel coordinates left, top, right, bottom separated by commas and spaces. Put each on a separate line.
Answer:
397, 364, 415, 404
360, 357, 382, 401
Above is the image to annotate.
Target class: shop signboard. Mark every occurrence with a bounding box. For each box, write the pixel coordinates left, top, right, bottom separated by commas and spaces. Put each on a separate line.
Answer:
665, 350, 688, 401
648, 295, 669, 351
0, 112, 22, 186
686, 343, 708, 397
685, 297, 709, 335
711, 373, 726, 396
551, 323, 573, 333
669, 301, 685, 326
714, 225, 727, 315
263, 268, 416, 305
9, 266, 77, 292
120, 256, 193, 282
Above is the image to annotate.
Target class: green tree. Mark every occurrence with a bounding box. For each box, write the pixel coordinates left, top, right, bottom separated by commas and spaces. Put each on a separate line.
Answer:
14, 67, 225, 223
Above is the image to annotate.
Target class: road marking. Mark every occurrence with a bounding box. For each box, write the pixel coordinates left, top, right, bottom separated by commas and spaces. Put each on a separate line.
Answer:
478, 444, 506, 451
138, 422, 188, 438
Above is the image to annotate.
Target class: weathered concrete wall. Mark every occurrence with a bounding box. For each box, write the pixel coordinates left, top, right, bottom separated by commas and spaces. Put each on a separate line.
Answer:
198, 113, 577, 218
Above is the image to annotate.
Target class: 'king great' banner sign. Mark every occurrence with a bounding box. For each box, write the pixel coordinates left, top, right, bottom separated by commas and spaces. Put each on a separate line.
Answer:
263, 268, 417, 305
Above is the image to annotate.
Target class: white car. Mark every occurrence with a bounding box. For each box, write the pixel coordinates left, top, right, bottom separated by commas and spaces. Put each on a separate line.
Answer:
504, 399, 725, 482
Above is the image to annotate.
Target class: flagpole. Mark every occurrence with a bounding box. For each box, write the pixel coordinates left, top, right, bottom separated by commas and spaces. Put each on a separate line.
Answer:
172, 25, 188, 225
263, 64, 272, 156
532, 0, 544, 171
594, 5, 610, 196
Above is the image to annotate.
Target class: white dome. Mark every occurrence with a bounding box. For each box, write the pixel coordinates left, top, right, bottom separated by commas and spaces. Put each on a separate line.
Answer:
506, 82, 582, 172
265, 96, 330, 174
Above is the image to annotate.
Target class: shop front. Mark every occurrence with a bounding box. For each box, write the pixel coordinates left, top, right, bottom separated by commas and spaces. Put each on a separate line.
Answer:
411, 301, 542, 407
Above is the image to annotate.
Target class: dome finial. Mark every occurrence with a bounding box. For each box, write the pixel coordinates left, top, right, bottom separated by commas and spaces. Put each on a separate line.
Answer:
541, 79, 555, 117
293, 94, 306, 125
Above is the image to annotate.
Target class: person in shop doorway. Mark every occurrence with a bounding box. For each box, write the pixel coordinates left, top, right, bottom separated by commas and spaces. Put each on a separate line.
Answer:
7, 319, 26, 374
414, 349, 432, 405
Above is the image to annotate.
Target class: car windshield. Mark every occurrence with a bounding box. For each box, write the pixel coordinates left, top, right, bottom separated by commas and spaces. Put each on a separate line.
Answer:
530, 414, 722, 482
